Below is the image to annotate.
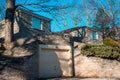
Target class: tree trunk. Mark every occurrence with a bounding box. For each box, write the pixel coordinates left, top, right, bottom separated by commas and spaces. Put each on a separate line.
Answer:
5, 0, 15, 44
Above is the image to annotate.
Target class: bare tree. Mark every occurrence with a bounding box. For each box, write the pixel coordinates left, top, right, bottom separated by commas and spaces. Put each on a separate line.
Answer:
101, 0, 120, 27
83, 0, 120, 38
99, 0, 120, 26
71, 5, 82, 28
52, 2, 83, 30
57, 8, 69, 29
94, 7, 110, 37
0, 0, 65, 47
80, 0, 97, 27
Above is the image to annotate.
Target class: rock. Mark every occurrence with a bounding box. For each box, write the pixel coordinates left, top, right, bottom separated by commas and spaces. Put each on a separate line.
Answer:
3, 42, 14, 50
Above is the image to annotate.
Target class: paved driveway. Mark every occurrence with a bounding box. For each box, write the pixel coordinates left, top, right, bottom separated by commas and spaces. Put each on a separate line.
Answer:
46, 78, 120, 80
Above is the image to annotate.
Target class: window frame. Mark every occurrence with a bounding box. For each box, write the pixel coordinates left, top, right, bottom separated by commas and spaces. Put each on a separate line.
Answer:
92, 31, 98, 39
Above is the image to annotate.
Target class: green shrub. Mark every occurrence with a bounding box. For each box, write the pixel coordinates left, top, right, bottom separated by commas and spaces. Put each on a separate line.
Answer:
103, 37, 118, 47
81, 44, 120, 61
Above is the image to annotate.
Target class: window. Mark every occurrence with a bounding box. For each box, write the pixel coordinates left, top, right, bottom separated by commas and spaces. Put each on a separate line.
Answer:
92, 31, 97, 39
32, 17, 41, 29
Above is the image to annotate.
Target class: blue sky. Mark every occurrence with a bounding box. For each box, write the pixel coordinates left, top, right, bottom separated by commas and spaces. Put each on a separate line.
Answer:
21, 0, 83, 32
0, 0, 88, 32
0, 0, 120, 32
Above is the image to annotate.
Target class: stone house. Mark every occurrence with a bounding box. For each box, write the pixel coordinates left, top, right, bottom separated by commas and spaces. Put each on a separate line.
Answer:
0, 8, 52, 41
16, 9, 51, 34
0, 9, 102, 45
14, 9, 102, 45
0, 8, 51, 37
55, 26, 103, 44
1, 8, 119, 80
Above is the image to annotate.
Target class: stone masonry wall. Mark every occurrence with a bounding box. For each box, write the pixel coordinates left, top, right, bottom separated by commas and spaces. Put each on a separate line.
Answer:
0, 32, 119, 79
38, 34, 120, 79
74, 42, 120, 78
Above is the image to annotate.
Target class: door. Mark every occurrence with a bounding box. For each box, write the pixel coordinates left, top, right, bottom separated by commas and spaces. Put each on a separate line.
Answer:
39, 45, 71, 78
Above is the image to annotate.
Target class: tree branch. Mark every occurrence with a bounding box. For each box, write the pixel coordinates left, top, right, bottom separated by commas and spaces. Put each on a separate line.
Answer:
97, 0, 110, 18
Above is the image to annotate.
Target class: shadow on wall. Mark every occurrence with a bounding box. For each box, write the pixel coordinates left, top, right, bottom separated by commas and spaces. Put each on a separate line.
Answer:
0, 41, 39, 80
14, 17, 33, 40
0, 16, 71, 79
0, 17, 40, 79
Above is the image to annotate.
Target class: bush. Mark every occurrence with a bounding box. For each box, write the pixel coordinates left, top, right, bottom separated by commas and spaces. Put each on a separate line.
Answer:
103, 37, 118, 47
81, 44, 120, 61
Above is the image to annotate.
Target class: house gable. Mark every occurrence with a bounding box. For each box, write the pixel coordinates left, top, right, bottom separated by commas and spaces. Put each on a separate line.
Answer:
16, 9, 51, 34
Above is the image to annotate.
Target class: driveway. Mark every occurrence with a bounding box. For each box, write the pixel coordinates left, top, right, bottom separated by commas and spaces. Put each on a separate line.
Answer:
46, 78, 120, 80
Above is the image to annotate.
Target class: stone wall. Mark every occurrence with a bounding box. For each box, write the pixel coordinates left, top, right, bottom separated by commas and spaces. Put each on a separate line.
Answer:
38, 34, 119, 79
0, 31, 119, 79
0, 20, 40, 80
38, 35, 120, 79
74, 42, 120, 78
0, 33, 71, 80
0, 41, 39, 80
38, 34, 70, 45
